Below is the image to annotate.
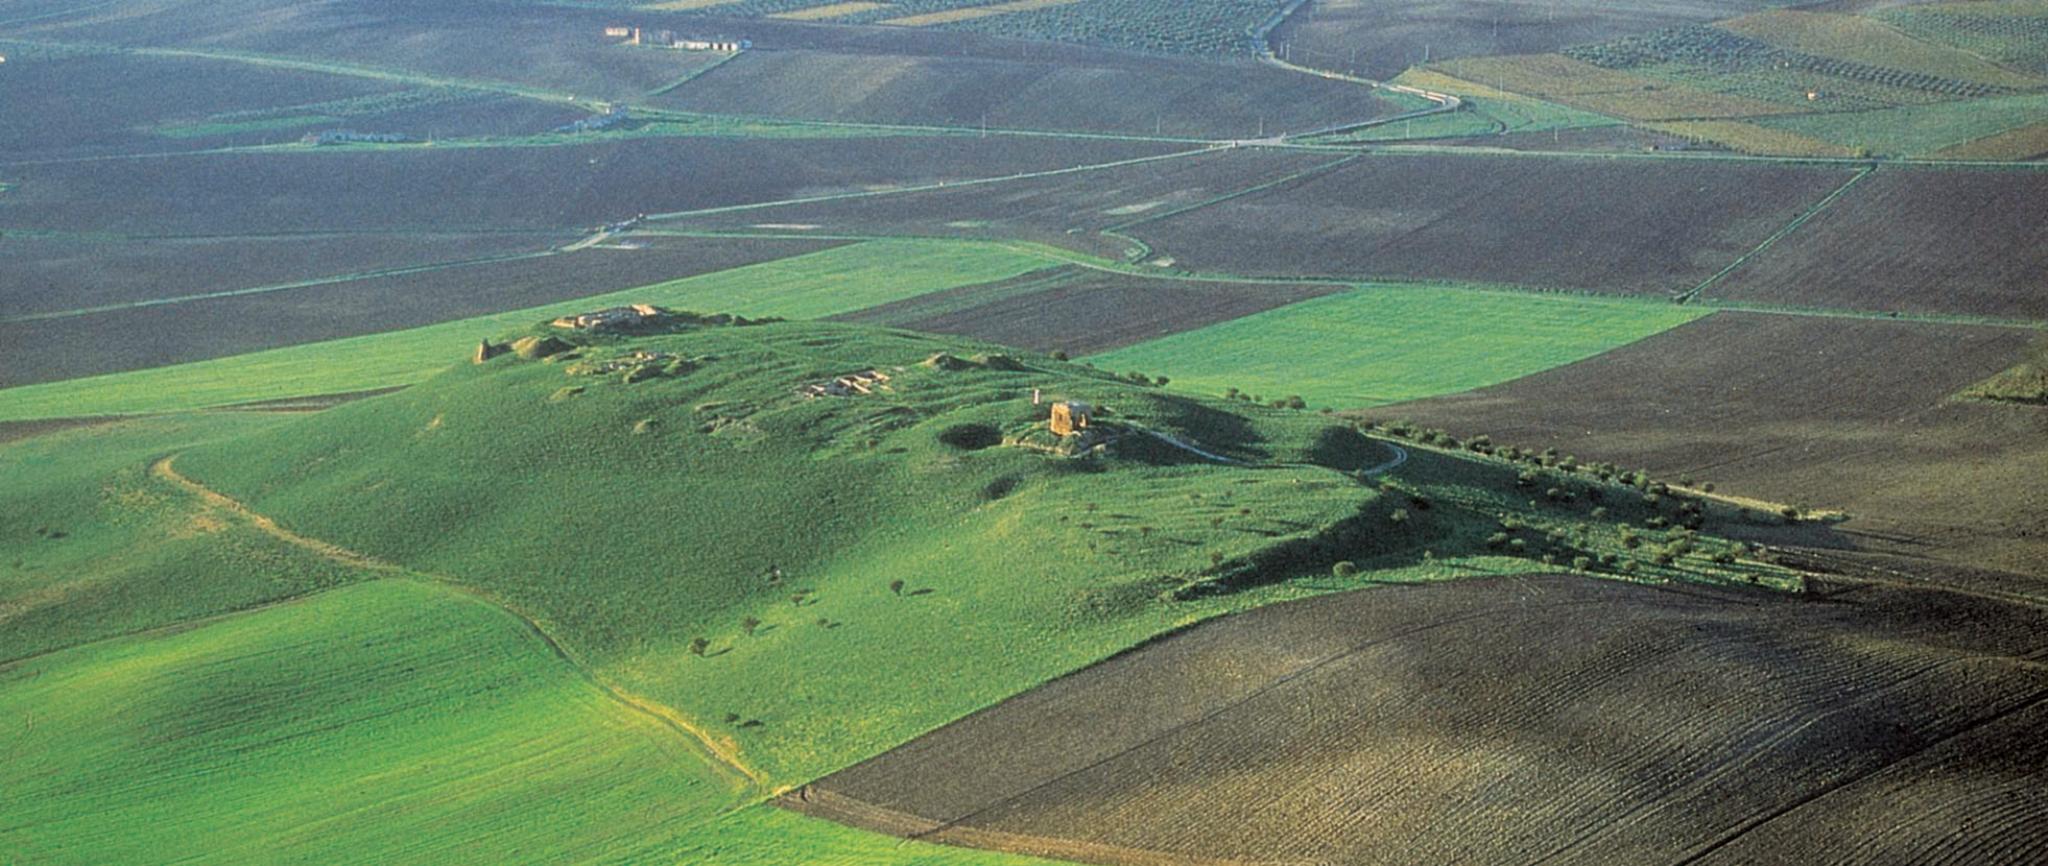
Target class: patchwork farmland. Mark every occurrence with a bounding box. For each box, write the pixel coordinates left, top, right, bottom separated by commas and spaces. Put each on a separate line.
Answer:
646, 42, 1394, 138
831, 267, 1342, 355
1121, 153, 1858, 294
1385, 313, 2048, 577
4, 0, 2048, 863
0, 136, 1183, 236
0, 235, 845, 386
1709, 168, 2048, 319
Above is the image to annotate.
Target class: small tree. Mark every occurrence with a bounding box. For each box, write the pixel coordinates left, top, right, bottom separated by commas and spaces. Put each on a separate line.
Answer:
888, 579, 905, 596
689, 637, 710, 657
741, 616, 761, 636
1332, 561, 1359, 577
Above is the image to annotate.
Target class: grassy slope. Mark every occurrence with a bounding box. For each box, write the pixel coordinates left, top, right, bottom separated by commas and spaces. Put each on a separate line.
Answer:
167, 319, 1783, 789
0, 412, 371, 662
1087, 285, 1708, 409
0, 239, 1054, 421
0, 577, 1059, 865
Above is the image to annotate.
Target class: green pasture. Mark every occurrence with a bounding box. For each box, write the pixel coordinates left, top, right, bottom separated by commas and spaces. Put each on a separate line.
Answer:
1757, 91, 2048, 156
0, 240, 1056, 421
1319, 95, 1616, 144
0, 412, 367, 662
0, 577, 1062, 865
1088, 285, 1708, 409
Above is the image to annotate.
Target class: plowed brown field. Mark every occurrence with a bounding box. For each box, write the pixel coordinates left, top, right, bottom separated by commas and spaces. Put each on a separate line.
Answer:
792, 574, 2048, 866
832, 267, 1339, 355
1712, 169, 2048, 320
669, 146, 1347, 258
1385, 312, 2048, 579
1123, 153, 1854, 295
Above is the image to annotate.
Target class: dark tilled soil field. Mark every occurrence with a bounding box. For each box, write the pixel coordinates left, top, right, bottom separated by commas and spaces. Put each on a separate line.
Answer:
0, 232, 556, 317
9, 0, 728, 102
792, 574, 2048, 866
0, 136, 1181, 235
0, 235, 841, 386
1124, 153, 1855, 295
670, 147, 1347, 258
652, 46, 1392, 139
1712, 169, 2048, 320
1384, 312, 2048, 580
1271, 0, 1777, 81
833, 267, 1340, 356
0, 52, 397, 159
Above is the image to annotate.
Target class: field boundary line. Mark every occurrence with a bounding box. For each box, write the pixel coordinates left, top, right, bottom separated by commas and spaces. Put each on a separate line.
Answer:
1677, 165, 1877, 305
1104, 152, 1362, 233
146, 453, 767, 790
3, 247, 564, 324
641, 145, 1226, 222
781, 787, 1310, 866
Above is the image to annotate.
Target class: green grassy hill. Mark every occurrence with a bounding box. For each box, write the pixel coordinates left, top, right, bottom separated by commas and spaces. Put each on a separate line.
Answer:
4, 316, 1795, 863
170, 315, 1790, 783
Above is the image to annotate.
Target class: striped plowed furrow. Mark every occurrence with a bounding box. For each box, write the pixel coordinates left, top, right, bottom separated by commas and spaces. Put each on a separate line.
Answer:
801, 576, 2048, 865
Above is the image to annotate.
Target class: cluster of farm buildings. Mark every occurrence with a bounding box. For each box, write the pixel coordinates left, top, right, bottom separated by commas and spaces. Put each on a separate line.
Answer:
604, 26, 749, 52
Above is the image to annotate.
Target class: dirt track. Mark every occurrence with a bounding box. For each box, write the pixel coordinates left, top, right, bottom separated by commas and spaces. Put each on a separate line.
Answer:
147, 454, 764, 789
788, 575, 2048, 865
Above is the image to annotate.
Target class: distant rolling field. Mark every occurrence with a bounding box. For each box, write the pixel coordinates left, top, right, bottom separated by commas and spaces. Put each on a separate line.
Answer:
665, 146, 1350, 259
1122, 153, 1858, 296
0, 235, 846, 387
0, 232, 557, 318
833, 266, 1343, 356
0, 136, 1183, 236
796, 574, 2048, 866
0, 51, 398, 158
1271, 0, 1779, 80
1087, 285, 1708, 408
651, 45, 1392, 138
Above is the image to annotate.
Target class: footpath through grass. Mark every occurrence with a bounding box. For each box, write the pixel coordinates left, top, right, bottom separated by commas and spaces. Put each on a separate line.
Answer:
0, 239, 1054, 421
1087, 284, 1709, 408
0, 577, 1061, 865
